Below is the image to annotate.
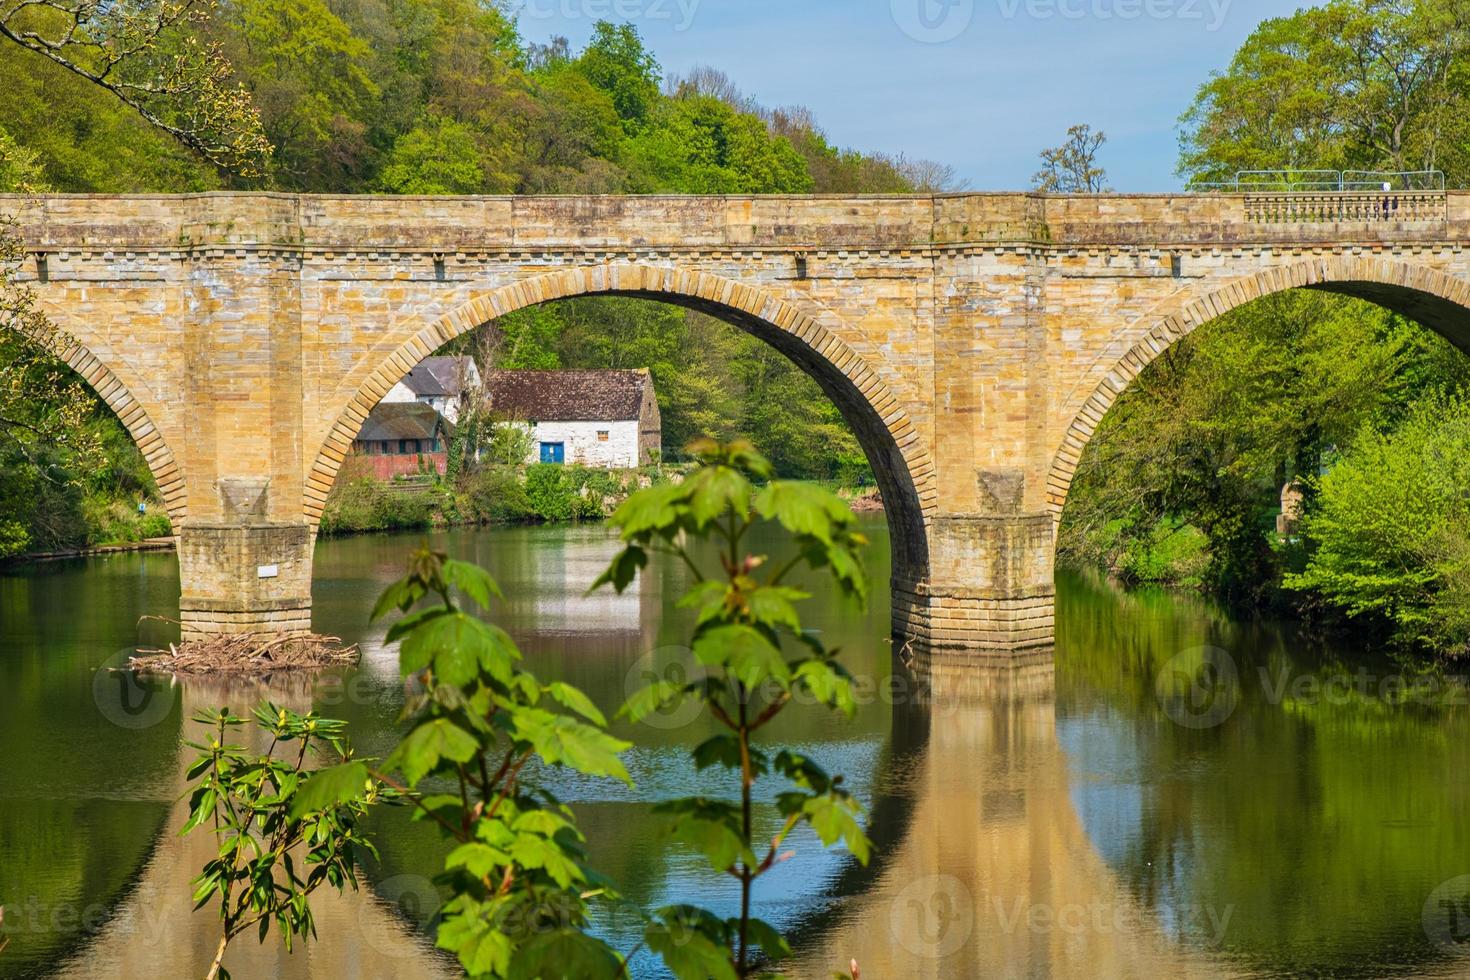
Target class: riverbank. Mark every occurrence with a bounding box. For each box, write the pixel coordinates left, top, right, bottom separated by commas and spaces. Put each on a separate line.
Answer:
10, 536, 177, 564
318, 463, 884, 537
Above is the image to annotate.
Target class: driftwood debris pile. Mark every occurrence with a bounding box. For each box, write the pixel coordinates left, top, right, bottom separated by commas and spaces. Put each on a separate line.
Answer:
129, 631, 360, 675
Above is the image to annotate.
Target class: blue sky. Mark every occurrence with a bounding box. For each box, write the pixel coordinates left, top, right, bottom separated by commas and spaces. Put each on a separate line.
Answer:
512, 0, 1298, 191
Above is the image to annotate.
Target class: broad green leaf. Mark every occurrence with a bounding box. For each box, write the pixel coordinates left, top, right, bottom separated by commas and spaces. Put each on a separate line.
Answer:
692, 734, 767, 776
399, 612, 520, 686
772, 750, 832, 793
384, 605, 449, 645
509, 930, 624, 980
793, 659, 858, 718
747, 586, 808, 633
591, 544, 648, 594
740, 917, 792, 962
677, 579, 729, 626
618, 680, 687, 723
646, 921, 738, 980
802, 793, 871, 865
445, 842, 510, 878
443, 559, 503, 609
512, 809, 578, 839
655, 798, 754, 872
545, 681, 608, 726
371, 577, 422, 621
685, 465, 752, 527
610, 481, 687, 539
437, 898, 512, 978
753, 481, 851, 545
385, 718, 480, 786
513, 711, 632, 784
693, 624, 791, 689
287, 761, 371, 819
509, 834, 585, 889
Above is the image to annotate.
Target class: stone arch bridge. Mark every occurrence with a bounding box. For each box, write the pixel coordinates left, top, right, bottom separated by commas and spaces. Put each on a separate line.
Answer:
10, 189, 1470, 653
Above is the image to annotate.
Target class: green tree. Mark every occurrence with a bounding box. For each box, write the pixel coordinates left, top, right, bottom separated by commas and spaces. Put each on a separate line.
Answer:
1059, 292, 1468, 602
626, 95, 813, 194
1034, 124, 1108, 193
573, 21, 661, 133
0, 0, 270, 174
1287, 396, 1470, 655
220, 0, 378, 188
1178, 0, 1470, 185
371, 115, 485, 194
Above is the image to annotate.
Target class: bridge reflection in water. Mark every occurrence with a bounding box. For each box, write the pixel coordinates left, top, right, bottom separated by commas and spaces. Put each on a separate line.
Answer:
56, 677, 451, 980
792, 654, 1239, 980
56, 656, 1252, 980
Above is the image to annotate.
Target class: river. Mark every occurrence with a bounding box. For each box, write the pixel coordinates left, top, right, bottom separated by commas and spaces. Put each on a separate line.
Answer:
3, 520, 1470, 978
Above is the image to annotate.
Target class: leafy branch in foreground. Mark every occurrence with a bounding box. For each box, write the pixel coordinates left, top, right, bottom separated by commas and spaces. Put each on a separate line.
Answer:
0, 0, 271, 174
292, 548, 635, 977
596, 438, 873, 979
183, 704, 379, 980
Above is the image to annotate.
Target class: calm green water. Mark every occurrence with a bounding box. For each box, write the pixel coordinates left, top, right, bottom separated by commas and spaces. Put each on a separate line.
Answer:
2, 521, 1470, 978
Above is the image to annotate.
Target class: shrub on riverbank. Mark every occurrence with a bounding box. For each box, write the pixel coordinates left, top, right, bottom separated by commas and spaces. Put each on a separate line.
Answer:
321, 464, 671, 536
1287, 397, 1470, 658
317, 478, 438, 535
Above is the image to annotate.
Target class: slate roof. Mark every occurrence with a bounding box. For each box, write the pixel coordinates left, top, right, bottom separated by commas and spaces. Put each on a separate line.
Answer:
355, 402, 452, 442
483, 369, 653, 422
398, 356, 476, 398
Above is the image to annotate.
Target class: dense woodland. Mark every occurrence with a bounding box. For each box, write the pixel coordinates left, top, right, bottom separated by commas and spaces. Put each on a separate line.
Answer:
0, 2, 951, 559
7, 0, 1470, 656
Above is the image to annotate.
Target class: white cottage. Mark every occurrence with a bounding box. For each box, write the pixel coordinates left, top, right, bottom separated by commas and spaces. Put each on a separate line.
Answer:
380, 355, 480, 424
483, 369, 661, 468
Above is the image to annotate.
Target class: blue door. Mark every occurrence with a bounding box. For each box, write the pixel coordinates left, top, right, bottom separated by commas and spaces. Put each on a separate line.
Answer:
539, 442, 565, 464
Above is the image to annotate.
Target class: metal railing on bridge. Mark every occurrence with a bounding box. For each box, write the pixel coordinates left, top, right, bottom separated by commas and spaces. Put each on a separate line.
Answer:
1188, 170, 1447, 193
1187, 170, 1448, 224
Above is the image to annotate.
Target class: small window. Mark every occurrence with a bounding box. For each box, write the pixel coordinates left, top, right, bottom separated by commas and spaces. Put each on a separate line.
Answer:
380, 441, 391, 455
597, 430, 610, 442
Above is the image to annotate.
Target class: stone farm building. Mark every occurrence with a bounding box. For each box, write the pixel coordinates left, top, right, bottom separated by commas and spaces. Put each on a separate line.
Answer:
379, 355, 479, 424
351, 402, 453, 480
484, 369, 661, 468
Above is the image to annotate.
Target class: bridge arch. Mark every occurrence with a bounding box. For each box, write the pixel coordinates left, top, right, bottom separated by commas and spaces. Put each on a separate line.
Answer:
1046, 255, 1470, 519
306, 262, 937, 580
16, 311, 188, 523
